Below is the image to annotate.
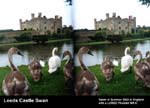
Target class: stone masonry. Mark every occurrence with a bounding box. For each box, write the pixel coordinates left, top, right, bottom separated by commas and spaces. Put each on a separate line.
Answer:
20, 13, 62, 35
94, 13, 136, 35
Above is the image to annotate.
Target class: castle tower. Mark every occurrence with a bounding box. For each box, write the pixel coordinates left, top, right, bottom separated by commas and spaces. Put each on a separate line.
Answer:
59, 16, 62, 27
129, 16, 132, 20
133, 17, 136, 33
106, 13, 109, 19
19, 19, 23, 30
31, 13, 35, 19
55, 15, 58, 19
94, 18, 97, 29
38, 12, 42, 18
112, 12, 116, 18
59, 16, 62, 20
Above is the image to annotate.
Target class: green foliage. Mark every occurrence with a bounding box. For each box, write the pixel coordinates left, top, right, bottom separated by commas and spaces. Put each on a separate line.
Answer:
144, 31, 150, 37
15, 32, 32, 42
91, 29, 108, 41
91, 28, 124, 43
0, 59, 150, 96
51, 32, 59, 38
0, 35, 5, 41
94, 32, 106, 41
32, 35, 48, 43
0, 63, 68, 96
65, 0, 72, 5
106, 35, 123, 43
77, 63, 150, 96
62, 25, 73, 38
139, 0, 150, 7
124, 28, 150, 40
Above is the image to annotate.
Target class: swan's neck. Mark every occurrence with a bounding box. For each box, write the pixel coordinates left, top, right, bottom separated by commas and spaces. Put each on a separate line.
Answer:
124, 48, 129, 56
66, 54, 72, 65
78, 53, 88, 71
146, 57, 150, 62
52, 48, 56, 56
8, 53, 17, 71
136, 53, 142, 64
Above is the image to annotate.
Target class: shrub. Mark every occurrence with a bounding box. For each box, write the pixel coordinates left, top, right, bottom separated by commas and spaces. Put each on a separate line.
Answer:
0, 35, 5, 41
93, 31, 107, 41
15, 32, 32, 42
106, 35, 123, 43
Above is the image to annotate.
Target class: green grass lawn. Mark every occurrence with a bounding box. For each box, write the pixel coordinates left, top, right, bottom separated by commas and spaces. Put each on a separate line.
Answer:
0, 62, 150, 96
0, 63, 69, 96
77, 37, 150, 46
0, 38, 71, 47
86, 64, 150, 96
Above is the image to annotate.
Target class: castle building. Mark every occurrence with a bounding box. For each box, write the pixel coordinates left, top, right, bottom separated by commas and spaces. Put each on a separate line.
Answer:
94, 13, 136, 35
20, 13, 62, 35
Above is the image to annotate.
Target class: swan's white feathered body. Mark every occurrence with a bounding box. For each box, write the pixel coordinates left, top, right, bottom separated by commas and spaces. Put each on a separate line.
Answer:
112, 59, 119, 66
39, 60, 45, 67
121, 47, 133, 73
48, 47, 61, 74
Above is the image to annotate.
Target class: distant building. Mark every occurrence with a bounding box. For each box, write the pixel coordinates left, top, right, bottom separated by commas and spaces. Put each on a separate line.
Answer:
20, 13, 62, 35
94, 13, 136, 35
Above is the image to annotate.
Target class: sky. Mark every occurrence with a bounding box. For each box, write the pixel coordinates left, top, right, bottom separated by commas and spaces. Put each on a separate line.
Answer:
0, 0, 72, 30
0, 0, 150, 30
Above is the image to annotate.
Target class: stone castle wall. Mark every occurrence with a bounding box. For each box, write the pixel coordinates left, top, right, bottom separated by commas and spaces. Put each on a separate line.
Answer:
94, 13, 136, 35
20, 13, 62, 35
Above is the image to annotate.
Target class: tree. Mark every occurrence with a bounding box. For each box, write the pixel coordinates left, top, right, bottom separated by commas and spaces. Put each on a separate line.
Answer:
65, 0, 72, 5
64, 0, 150, 6
139, 0, 150, 7
62, 25, 73, 38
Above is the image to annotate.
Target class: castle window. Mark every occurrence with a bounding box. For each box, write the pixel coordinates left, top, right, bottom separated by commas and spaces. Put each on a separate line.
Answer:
125, 27, 128, 29
119, 27, 121, 30
57, 28, 61, 33
44, 27, 47, 30
44, 22, 46, 24
118, 21, 121, 24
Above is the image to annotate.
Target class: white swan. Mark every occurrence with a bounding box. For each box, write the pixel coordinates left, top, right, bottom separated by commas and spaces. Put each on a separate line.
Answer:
39, 59, 45, 67
120, 47, 133, 73
112, 59, 119, 66
48, 47, 61, 74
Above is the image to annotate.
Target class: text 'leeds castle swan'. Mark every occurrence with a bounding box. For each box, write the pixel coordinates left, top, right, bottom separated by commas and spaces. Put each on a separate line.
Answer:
94, 13, 136, 35
20, 13, 62, 35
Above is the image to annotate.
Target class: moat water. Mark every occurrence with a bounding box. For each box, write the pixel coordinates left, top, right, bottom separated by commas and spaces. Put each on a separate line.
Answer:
0, 40, 150, 67
0, 41, 73, 67
74, 40, 150, 66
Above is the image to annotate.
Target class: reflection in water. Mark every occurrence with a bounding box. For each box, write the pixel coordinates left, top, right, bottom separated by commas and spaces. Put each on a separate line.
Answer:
75, 40, 150, 66
0, 42, 73, 67
0, 40, 150, 67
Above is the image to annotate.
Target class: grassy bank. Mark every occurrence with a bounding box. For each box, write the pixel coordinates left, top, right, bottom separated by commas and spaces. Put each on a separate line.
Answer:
79, 64, 150, 96
0, 63, 68, 96
47, 38, 71, 44
0, 62, 150, 96
77, 37, 150, 46
0, 38, 71, 47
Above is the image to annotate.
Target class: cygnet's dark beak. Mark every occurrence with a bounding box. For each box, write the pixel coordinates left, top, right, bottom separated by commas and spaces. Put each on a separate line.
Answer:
88, 51, 93, 56
62, 54, 65, 59
17, 51, 24, 57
